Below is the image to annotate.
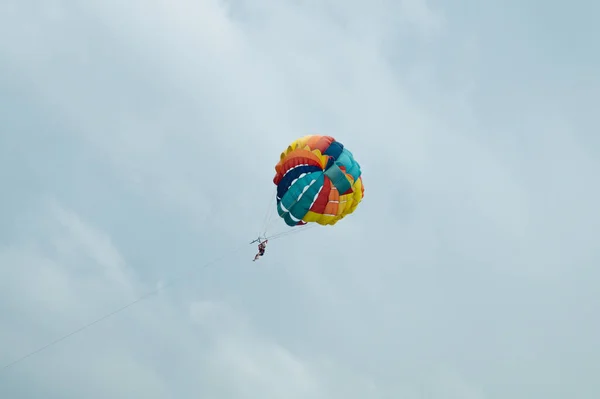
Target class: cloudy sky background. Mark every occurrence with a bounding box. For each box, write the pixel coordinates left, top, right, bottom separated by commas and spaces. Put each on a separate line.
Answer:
1, 0, 599, 398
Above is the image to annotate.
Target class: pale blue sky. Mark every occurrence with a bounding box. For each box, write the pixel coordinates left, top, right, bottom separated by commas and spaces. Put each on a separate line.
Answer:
1, 0, 599, 398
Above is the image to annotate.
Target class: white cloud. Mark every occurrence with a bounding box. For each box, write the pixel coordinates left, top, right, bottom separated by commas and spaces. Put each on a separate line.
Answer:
51, 202, 134, 293
0, 201, 386, 398
428, 365, 486, 399
189, 299, 382, 399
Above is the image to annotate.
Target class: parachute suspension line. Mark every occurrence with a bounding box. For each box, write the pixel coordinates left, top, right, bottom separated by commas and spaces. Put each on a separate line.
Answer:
263, 211, 283, 237
0, 242, 248, 376
266, 223, 318, 241
259, 187, 277, 239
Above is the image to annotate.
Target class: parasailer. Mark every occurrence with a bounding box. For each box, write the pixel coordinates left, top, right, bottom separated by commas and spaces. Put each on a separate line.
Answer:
253, 239, 268, 261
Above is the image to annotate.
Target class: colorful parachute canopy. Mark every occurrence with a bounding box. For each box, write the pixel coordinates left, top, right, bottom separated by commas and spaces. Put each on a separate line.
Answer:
273, 135, 364, 227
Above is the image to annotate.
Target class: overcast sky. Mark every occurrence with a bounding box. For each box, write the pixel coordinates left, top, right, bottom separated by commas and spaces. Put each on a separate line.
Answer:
1, 0, 599, 398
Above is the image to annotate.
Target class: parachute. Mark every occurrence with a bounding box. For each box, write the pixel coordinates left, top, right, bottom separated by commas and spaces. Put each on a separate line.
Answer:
272, 135, 364, 227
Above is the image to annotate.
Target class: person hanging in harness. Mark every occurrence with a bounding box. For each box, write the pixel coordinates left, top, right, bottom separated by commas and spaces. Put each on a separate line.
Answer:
253, 239, 268, 261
